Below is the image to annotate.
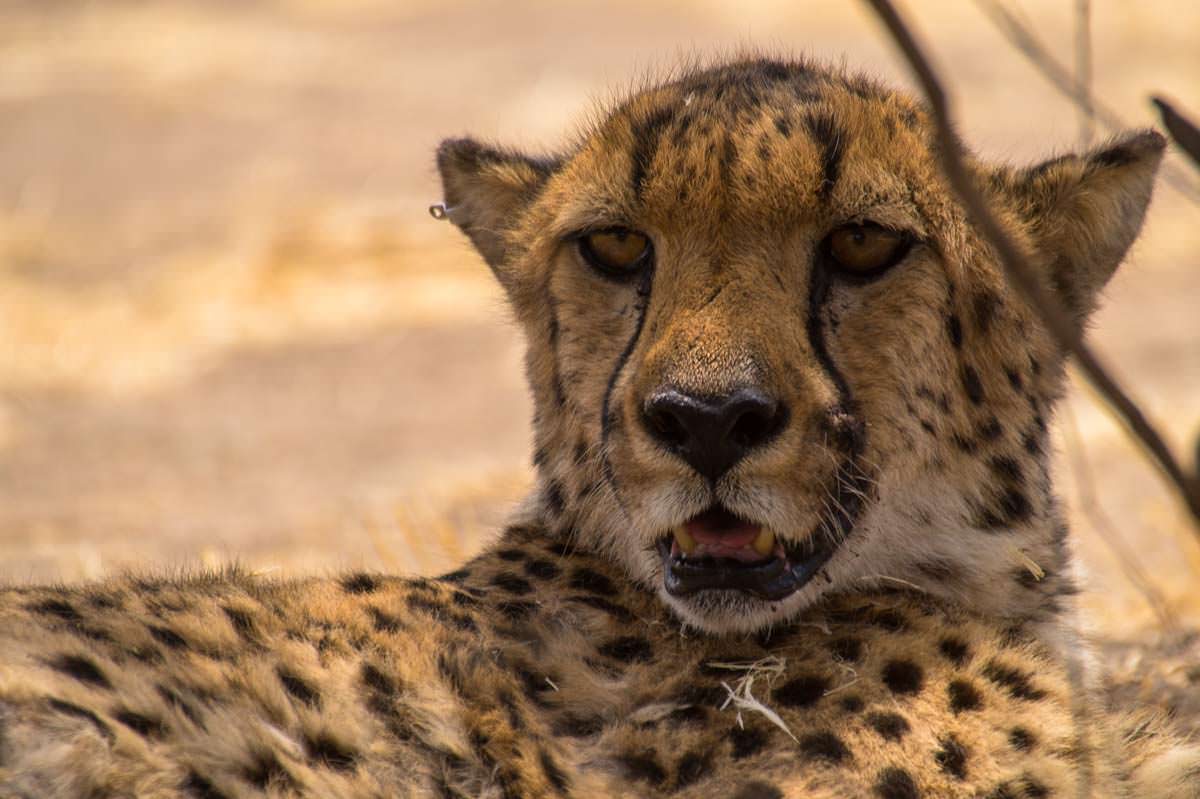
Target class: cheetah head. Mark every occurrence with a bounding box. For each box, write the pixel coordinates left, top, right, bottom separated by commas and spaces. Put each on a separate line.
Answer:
435, 58, 1164, 634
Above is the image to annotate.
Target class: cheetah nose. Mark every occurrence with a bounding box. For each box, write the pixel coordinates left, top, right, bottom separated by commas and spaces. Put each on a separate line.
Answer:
642, 387, 788, 481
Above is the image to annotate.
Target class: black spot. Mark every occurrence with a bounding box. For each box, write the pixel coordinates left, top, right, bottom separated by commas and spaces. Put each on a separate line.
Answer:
451, 590, 480, 608
1009, 726, 1036, 751
774, 114, 792, 137
30, 598, 83, 623
675, 749, 712, 788
875, 767, 920, 799
496, 600, 537, 621
114, 709, 167, 739
948, 679, 984, 713
243, 751, 292, 790
972, 290, 1001, 333
277, 668, 320, 708
341, 573, 379, 594
799, 731, 850, 763
539, 749, 570, 795
733, 781, 785, 799
939, 637, 970, 665
368, 606, 403, 633
998, 488, 1033, 524
840, 694, 864, 712
946, 314, 964, 348
774, 674, 828, 708
952, 432, 978, 453
962, 365, 985, 404
491, 572, 534, 595
524, 559, 561, 580
496, 548, 527, 562
978, 417, 1004, 441
829, 637, 862, 662
983, 661, 1047, 701
935, 735, 969, 779
630, 105, 677, 197
1020, 777, 1050, 798
565, 595, 634, 622
532, 446, 548, 467
730, 725, 769, 759
866, 711, 910, 741
554, 712, 604, 738
447, 613, 478, 633
362, 662, 397, 696
872, 608, 908, 632
305, 732, 358, 771
990, 456, 1024, 484
182, 771, 229, 799
47, 698, 114, 741
222, 606, 256, 640
545, 480, 566, 515
440, 568, 471, 584
149, 625, 189, 650
881, 660, 923, 695
49, 654, 111, 688
156, 684, 203, 727
569, 567, 617, 596
917, 559, 960, 582
919, 419, 937, 436
597, 636, 653, 663
803, 110, 845, 199
616, 751, 666, 786
1005, 366, 1024, 391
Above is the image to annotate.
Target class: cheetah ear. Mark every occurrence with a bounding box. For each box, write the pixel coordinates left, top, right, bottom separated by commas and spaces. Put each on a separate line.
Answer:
1000, 129, 1166, 322
435, 137, 556, 284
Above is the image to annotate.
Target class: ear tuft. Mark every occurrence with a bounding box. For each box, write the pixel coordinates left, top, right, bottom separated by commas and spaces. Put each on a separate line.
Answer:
1002, 129, 1166, 323
435, 138, 557, 281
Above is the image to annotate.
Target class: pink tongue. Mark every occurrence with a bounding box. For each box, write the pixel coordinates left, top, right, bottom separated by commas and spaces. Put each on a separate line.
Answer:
687, 521, 759, 548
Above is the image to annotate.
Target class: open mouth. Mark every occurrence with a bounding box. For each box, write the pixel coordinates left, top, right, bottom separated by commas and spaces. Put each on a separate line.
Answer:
658, 505, 838, 601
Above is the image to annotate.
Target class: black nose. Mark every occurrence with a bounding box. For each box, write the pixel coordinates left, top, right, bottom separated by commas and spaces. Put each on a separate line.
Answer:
642, 387, 787, 481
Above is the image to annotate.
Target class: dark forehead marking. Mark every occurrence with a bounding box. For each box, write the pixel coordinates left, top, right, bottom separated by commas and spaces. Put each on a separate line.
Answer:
803, 109, 845, 201
629, 104, 678, 199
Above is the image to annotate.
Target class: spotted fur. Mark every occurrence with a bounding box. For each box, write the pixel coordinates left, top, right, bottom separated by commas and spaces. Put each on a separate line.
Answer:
1, 57, 1197, 798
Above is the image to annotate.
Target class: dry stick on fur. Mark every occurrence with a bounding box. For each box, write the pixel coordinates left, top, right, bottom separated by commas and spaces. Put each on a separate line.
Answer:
972, 0, 1200, 203
1153, 97, 1200, 170
862, 0, 1200, 527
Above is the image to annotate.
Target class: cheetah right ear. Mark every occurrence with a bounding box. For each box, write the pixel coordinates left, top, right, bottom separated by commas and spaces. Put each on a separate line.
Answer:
435, 138, 557, 286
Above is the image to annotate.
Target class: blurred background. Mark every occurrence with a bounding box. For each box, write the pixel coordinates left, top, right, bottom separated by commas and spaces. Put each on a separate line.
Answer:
1, 0, 1198, 722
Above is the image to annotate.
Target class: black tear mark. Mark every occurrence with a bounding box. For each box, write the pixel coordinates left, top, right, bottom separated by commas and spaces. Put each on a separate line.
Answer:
803, 110, 845, 200
599, 266, 655, 497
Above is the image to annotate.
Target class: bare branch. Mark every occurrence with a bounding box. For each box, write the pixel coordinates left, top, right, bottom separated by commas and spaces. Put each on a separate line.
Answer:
1153, 96, 1200, 169
973, 0, 1200, 203
862, 0, 1200, 526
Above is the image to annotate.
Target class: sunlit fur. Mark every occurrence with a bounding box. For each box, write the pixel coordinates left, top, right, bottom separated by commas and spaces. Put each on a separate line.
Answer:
437, 56, 1165, 639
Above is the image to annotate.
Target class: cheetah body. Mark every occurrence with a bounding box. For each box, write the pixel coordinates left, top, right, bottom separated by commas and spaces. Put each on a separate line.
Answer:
2, 57, 1198, 797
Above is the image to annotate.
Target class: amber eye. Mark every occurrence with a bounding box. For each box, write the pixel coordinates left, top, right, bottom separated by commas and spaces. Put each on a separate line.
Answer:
578, 228, 651, 277
827, 223, 910, 277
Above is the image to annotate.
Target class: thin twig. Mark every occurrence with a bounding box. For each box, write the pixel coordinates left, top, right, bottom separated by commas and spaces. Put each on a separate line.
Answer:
1073, 0, 1093, 148
1153, 97, 1200, 169
862, 0, 1200, 526
972, 0, 1200, 202
1061, 399, 1176, 629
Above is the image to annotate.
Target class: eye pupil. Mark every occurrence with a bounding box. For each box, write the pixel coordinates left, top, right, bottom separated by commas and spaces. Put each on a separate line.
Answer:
827, 223, 909, 277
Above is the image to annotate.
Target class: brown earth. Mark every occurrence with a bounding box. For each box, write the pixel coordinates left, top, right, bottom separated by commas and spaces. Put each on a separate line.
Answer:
1, 0, 1198, 736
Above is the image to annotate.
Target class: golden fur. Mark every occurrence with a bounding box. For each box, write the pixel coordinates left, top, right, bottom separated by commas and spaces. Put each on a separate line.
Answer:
1, 57, 1197, 797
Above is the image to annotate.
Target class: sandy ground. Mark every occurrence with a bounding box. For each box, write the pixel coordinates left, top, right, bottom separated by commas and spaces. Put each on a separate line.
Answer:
1, 0, 1199, 731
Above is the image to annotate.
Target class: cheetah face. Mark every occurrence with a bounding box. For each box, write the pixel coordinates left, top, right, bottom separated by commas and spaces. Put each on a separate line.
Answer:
436, 59, 1163, 634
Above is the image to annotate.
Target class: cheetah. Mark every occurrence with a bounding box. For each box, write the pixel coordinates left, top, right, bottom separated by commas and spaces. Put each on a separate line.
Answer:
2, 57, 1198, 798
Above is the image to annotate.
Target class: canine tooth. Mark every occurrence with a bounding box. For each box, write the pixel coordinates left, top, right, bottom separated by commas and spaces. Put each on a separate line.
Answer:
752, 528, 776, 557
674, 525, 697, 555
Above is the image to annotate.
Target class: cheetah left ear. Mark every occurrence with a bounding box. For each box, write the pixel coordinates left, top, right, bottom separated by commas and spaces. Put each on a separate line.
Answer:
1000, 129, 1166, 322
435, 137, 557, 291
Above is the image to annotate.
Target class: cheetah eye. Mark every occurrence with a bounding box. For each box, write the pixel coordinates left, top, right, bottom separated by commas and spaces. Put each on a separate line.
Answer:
826, 223, 910, 278
577, 228, 652, 277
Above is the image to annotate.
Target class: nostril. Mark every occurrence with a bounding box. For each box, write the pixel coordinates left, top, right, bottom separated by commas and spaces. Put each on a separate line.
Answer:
646, 407, 689, 447
728, 401, 785, 449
